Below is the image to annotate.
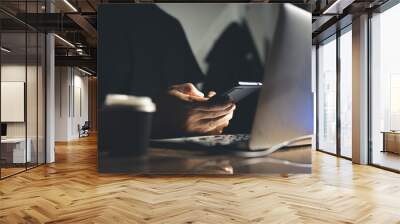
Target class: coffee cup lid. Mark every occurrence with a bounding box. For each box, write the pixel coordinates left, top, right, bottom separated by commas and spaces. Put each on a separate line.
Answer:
104, 94, 156, 113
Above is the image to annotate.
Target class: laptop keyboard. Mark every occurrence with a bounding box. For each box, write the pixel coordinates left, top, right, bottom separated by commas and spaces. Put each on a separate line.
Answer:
183, 134, 250, 148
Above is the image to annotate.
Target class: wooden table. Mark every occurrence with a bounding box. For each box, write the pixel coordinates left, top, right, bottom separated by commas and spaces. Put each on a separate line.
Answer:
98, 145, 311, 175
382, 131, 400, 154
1, 138, 32, 165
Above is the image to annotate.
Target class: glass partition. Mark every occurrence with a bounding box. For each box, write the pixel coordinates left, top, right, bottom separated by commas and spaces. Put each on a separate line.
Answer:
339, 27, 352, 158
0, 1, 46, 179
1, 31, 28, 177
316, 25, 353, 160
370, 3, 400, 171
317, 36, 337, 154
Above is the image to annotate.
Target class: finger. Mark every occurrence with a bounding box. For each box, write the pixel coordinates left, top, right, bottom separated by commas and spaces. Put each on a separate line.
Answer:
188, 95, 209, 102
169, 89, 208, 103
168, 89, 192, 102
200, 112, 234, 132
193, 104, 236, 120
193, 101, 234, 112
180, 83, 205, 97
207, 91, 217, 98
206, 113, 233, 132
169, 83, 204, 98
209, 124, 226, 135
218, 122, 229, 129
207, 128, 223, 135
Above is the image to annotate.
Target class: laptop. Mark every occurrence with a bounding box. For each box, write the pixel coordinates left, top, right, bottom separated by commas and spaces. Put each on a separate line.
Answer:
151, 4, 313, 157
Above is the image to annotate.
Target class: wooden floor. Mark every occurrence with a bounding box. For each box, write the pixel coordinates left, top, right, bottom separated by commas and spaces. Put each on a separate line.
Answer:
1, 167, 26, 178
372, 150, 400, 171
1, 135, 400, 224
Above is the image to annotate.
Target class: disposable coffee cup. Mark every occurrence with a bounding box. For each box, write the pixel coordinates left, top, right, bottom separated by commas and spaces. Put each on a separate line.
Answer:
102, 94, 156, 158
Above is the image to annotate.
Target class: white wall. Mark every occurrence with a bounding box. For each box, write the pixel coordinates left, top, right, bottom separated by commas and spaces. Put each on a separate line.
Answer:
1, 65, 27, 140
72, 73, 89, 138
1, 65, 40, 137
55, 66, 70, 141
1, 63, 46, 163
55, 67, 89, 141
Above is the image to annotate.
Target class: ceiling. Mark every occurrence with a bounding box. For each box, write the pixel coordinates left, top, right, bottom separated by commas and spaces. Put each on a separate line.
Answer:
0, 0, 392, 74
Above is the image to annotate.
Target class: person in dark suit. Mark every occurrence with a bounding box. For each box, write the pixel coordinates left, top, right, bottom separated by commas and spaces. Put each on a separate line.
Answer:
98, 4, 236, 138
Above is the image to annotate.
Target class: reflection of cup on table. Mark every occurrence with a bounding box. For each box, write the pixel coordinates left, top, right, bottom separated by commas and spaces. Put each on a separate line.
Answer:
102, 94, 156, 158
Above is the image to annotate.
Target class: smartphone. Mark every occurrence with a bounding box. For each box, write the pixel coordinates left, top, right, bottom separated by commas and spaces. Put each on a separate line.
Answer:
209, 82, 263, 104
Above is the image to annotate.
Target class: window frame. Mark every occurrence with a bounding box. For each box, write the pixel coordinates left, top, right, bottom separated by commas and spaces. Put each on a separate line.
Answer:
315, 24, 353, 161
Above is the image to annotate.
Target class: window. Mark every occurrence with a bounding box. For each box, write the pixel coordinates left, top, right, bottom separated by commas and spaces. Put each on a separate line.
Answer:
317, 26, 353, 159
339, 28, 352, 158
370, 2, 400, 171
318, 36, 337, 154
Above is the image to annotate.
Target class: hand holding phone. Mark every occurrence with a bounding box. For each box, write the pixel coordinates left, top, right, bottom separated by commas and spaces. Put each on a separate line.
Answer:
208, 82, 263, 104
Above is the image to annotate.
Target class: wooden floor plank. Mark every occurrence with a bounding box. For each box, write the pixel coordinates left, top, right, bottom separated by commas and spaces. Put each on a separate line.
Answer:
0, 135, 400, 223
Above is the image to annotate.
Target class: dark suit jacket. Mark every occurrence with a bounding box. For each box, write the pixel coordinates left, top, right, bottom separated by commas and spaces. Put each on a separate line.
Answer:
98, 4, 204, 105
203, 21, 264, 133
98, 4, 204, 154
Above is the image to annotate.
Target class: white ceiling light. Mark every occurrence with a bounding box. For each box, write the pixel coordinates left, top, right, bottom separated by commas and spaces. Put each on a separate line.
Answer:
54, 34, 75, 48
63, 0, 78, 12
78, 67, 93, 76
323, 0, 354, 15
1, 47, 11, 53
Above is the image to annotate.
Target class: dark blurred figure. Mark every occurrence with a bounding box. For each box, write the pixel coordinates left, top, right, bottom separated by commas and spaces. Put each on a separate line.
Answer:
99, 4, 203, 99
98, 4, 235, 140
203, 21, 264, 134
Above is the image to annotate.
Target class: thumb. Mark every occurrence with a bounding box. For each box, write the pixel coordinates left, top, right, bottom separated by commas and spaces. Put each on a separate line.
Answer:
207, 91, 217, 98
